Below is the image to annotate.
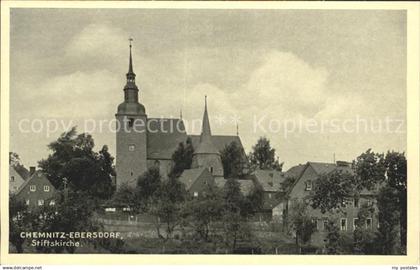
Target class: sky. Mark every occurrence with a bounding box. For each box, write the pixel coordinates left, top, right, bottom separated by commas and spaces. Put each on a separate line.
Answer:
9, 8, 407, 170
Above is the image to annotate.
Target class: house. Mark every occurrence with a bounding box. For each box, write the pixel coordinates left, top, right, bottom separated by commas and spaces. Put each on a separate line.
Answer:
275, 161, 378, 248
15, 170, 57, 209
178, 167, 215, 197
9, 166, 27, 194
251, 169, 286, 219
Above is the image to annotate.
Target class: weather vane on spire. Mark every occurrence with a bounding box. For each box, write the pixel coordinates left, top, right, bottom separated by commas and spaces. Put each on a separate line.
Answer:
129, 37, 133, 48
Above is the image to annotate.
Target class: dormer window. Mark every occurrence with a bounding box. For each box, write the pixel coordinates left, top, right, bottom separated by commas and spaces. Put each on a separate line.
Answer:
305, 181, 312, 191
44, 185, 50, 192
30, 185, 36, 192
11, 176, 15, 182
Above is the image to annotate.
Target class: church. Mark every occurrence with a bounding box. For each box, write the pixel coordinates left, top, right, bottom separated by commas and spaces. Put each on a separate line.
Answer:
115, 42, 246, 189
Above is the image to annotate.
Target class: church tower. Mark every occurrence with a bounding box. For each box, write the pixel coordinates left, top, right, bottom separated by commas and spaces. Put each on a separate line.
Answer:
115, 40, 148, 189
191, 96, 224, 177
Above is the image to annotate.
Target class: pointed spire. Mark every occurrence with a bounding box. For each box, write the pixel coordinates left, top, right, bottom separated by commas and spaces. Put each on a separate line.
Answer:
128, 38, 134, 73
126, 38, 136, 83
201, 95, 211, 139
194, 95, 218, 155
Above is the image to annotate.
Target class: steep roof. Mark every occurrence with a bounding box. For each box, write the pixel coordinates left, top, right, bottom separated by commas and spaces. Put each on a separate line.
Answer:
307, 162, 337, 175
194, 98, 219, 155
145, 117, 247, 161
146, 118, 188, 160
178, 167, 207, 190
190, 135, 244, 155
252, 169, 285, 192
284, 164, 306, 179
16, 170, 56, 195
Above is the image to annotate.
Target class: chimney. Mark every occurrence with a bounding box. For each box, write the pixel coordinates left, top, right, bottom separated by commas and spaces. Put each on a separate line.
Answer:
29, 166, 36, 176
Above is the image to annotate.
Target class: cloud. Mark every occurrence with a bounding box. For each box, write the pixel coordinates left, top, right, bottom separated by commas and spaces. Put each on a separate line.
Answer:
22, 69, 121, 119
65, 23, 129, 62
240, 50, 330, 119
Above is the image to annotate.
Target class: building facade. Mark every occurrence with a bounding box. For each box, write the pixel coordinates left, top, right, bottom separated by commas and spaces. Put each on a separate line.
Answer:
276, 161, 378, 248
115, 43, 245, 189
15, 170, 56, 209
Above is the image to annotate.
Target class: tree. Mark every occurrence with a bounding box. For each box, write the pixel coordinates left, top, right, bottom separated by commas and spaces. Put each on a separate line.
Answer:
9, 195, 34, 253
324, 219, 341, 254
170, 137, 194, 177
222, 178, 249, 251
248, 137, 283, 172
220, 141, 245, 178
353, 203, 376, 254
137, 167, 162, 208
151, 176, 187, 239
38, 127, 115, 200
244, 182, 264, 216
311, 170, 354, 214
287, 199, 316, 253
353, 149, 385, 191
384, 151, 407, 252
183, 184, 223, 241
112, 183, 141, 213
9, 152, 30, 179
375, 185, 400, 254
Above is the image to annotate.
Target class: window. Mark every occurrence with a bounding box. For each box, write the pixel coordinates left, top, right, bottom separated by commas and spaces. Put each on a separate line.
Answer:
354, 197, 359, 208
268, 193, 272, 199
130, 171, 133, 176
210, 167, 213, 174
340, 218, 347, 231
49, 200, 55, 206
366, 218, 373, 229
44, 185, 50, 192
38, 200, 44, 206
11, 176, 15, 182
193, 192, 198, 197
128, 144, 135, 152
353, 218, 359, 230
268, 181, 273, 187
305, 181, 312, 191
128, 118, 134, 128
30, 185, 36, 192
367, 199, 373, 206
105, 208, 116, 212
25, 200, 30, 206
